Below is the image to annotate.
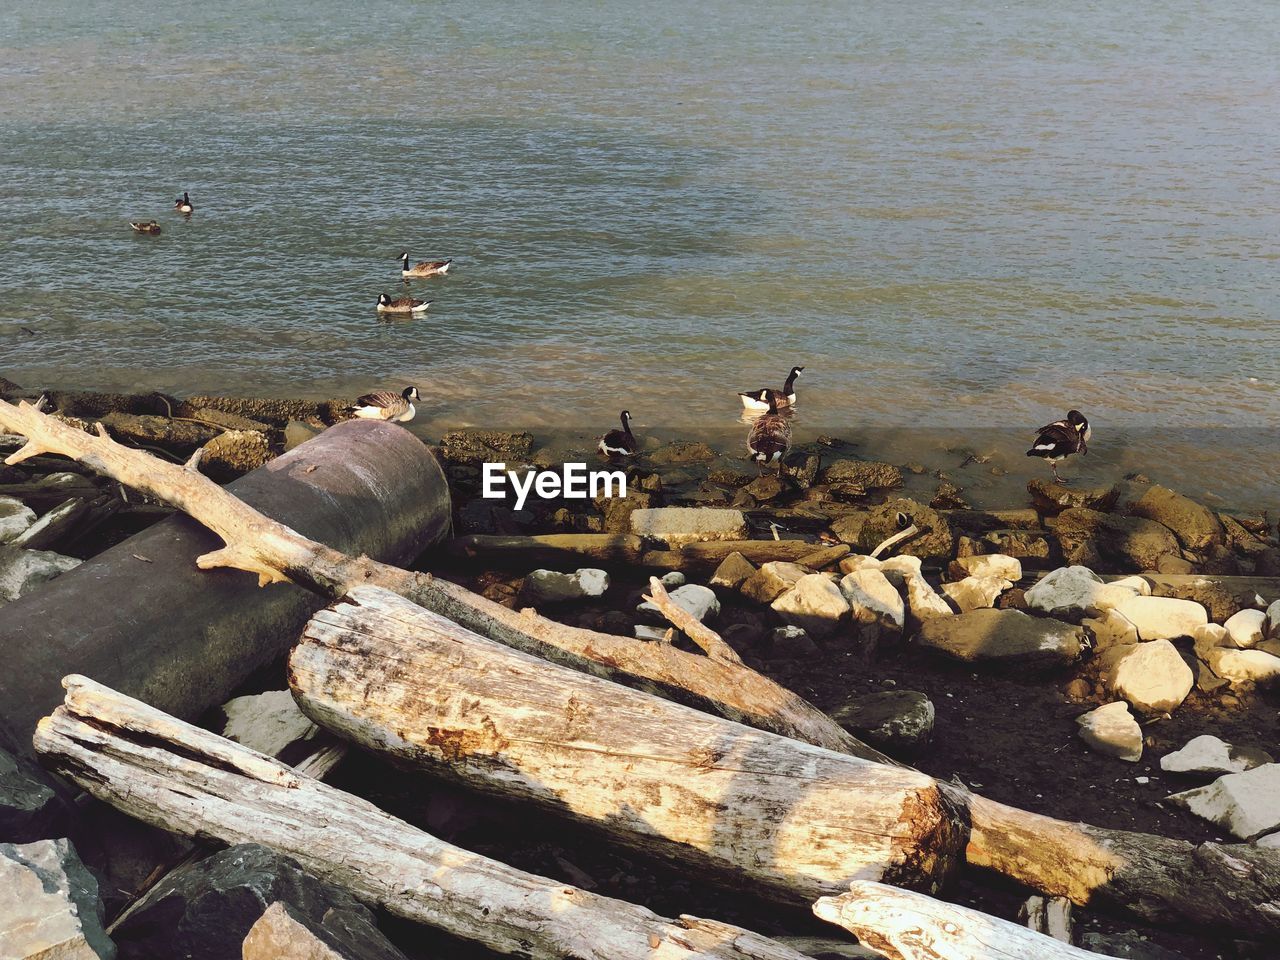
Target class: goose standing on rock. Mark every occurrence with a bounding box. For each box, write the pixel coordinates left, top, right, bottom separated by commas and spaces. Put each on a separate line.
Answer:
739, 366, 803, 412
376, 292, 432, 314
1027, 409, 1091, 484
400, 252, 452, 278
598, 410, 637, 457
174, 192, 193, 213
349, 386, 419, 422
746, 391, 792, 473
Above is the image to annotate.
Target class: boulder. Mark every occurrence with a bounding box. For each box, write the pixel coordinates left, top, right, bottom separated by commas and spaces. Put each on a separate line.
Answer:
1266, 599, 1280, 641
914, 609, 1086, 666
941, 576, 1011, 612
1160, 735, 1273, 778
960, 529, 1054, 563
830, 691, 934, 757
1024, 566, 1139, 620
1192, 623, 1229, 658
0, 746, 68, 843
519, 568, 610, 605
0, 545, 81, 604
1113, 595, 1208, 640
220, 690, 318, 759
856, 499, 953, 559
829, 512, 869, 545
1028, 478, 1119, 513
0, 838, 114, 959
771, 575, 849, 639
740, 561, 809, 604
1166, 764, 1280, 840
1051, 508, 1181, 572
1124, 484, 1223, 551
709, 552, 756, 590
99, 411, 217, 452
283, 420, 323, 451
1101, 640, 1193, 713
952, 553, 1022, 582
1203, 648, 1280, 685
113, 843, 394, 960
647, 441, 715, 465
782, 452, 822, 488
1223, 609, 1265, 649
638, 583, 719, 624
1157, 578, 1256, 622
201, 430, 274, 480
1082, 608, 1139, 651
440, 429, 534, 465
897, 566, 954, 625
658, 571, 686, 588
242, 900, 407, 960
1075, 702, 1142, 762
634, 625, 670, 642
0, 496, 36, 544
628, 507, 748, 547
742, 474, 786, 502
768, 625, 821, 659
838, 569, 906, 642
819, 460, 903, 490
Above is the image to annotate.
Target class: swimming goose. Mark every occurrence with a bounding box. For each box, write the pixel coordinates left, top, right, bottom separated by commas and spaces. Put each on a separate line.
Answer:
376, 292, 432, 314
746, 391, 792, 472
1026, 409, 1090, 484
598, 410, 637, 457
173, 192, 193, 213
400, 253, 452, 278
350, 386, 419, 422
129, 220, 161, 235
739, 366, 803, 412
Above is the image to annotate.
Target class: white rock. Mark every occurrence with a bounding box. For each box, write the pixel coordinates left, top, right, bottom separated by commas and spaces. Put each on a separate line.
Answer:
1082, 608, 1139, 651
1025, 566, 1139, 620
1113, 595, 1208, 640
658, 571, 686, 588
1160, 734, 1273, 778
887, 562, 952, 624
637, 583, 720, 623
1223, 609, 1266, 649
0, 547, 82, 604
1109, 575, 1152, 597
634, 625, 670, 642
1192, 623, 1230, 658
1103, 640, 1193, 713
1075, 702, 1142, 762
1258, 831, 1280, 849
520, 568, 609, 605
1204, 648, 1280, 685
954, 554, 1022, 582
877, 554, 920, 590
1265, 599, 1280, 641
1166, 763, 1280, 840
839, 569, 906, 631
942, 576, 1011, 613
771, 574, 850, 638
221, 690, 317, 757
629, 507, 748, 546
0, 497, 37, 544
0, 838, 114, 959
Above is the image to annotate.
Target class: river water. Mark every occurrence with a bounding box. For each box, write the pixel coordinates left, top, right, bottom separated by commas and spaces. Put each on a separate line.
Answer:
2, 1, 1277, 506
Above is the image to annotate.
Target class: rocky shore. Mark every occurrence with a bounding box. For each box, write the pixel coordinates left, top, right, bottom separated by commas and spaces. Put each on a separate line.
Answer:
1, 380, 1278, 960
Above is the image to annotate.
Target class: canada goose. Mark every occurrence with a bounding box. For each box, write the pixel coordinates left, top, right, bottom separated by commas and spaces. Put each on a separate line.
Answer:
746, 391, 792, 473
129, 221, 161, 235
399, 252, 452, 278
376, 293, 432, 314
349, 386, 419, 422
598, 410, 637, 457
174, 192, 193, 213
1026, 409, 1091, 484
739, 366, 803, 412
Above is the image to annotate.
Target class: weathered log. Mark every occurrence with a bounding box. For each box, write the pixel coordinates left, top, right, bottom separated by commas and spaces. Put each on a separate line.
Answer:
291, 586, 966, 902
450, 532, 646, 565
642, 540, 821, 571
813, 881, 1117, 960
35, 676, 814, 960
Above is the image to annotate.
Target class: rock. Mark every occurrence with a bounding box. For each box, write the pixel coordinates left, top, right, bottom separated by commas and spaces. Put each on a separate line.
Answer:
740, 561, 809, 604
795, 543, 852, 570
1113, 595, 1208, 640
1110, 575, 1152, 596
0, 545, 81, 604
952, 554, 1022, 582
1158, 577, 1256, 622
1156, 554, 1194, 574
1075, 702, 1143, 762
243, 900, 407, 960
1124, 484, 1224, 551
99, 411, 217, 452
781, 452, 821, 488
1101, 640, 1193, 713
1064, 677, 1092, 700
1203, 648, 1280, 685
1166, 764, 1280, 840
1224, 609, 1266, 648
519, 568, 610, 605
648, 440, 716, 464
1051, 508, 1181, 572
0, 496, 36, 544
942, 575, 1011, 612
819, 460, 903, 490
283, 420, 323, 451
638, 583, 720, 624
856, 499, 953, 560
830, 691, 934, 756
658, 571, 685, 588
1024, 566, 1140, 620
771, 575, 849, 639
11, 497, 93, 551
0, 838, 114, 959
201, 429, 274, 480
1027, 478, 1119, 513
1266, 599, 1280, 641
440, 429, 534, 464
634, 625, 670, 642
600, 491, 655, 533
829, 512, 869, 544
709, 552, 756, 590
1078, 930, 1189, 960
0, 747, 69, 844
838, 569, 906, 643
1160, 735, 1273, 778
1259, 832, 1280, 849
742, 474, 786, 502
915, 609, 1086, 666
220, 691, 317, 758
1192, 622, 1229, 658
1082, 608, 1140, 651
768, 625, 822, 659
113, 843, 393, 960
929, 480, 969, 510
896, 565, 954, 625
628, 507, 747, 547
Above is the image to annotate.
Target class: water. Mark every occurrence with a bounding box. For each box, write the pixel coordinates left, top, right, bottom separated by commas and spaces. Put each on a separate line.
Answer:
2, 1, 1278, 507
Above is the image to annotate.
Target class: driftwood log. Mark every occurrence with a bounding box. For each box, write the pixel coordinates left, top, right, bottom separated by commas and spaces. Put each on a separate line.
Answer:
813, 881, 1117, 960
6, 399, 1280, 937
35, 676, 815, 960
291, 586, 966, 901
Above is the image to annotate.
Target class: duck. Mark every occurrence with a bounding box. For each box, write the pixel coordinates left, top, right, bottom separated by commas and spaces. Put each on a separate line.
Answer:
129, 220, 161, 235
173, 192, 193, 213
349, 386, 419, 422
376, 293, 432, 314
400, 252, 452, 278
739, 366, 803, 412
598, 410, 637, 457
746, 391, 792, 473
1026, 409, 1091, 484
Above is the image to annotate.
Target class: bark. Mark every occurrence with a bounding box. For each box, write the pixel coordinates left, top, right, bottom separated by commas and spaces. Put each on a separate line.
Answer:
813, 881, 1117, 960
35, 676, 815, 960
